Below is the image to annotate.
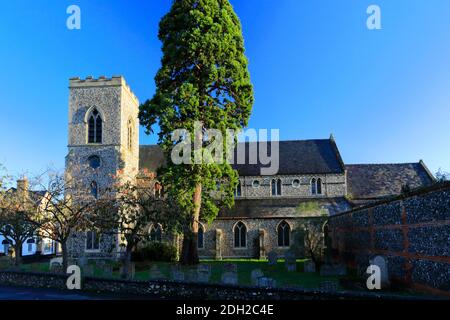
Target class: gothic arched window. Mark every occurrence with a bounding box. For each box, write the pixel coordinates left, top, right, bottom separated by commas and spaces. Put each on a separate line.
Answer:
277, 221, 290, 247
234, 221, 247, 248
311, 178, 317, 195
150, 224, 162, 242
272, 178, 282, 196
90, 181, 98, 199
317, 178, 323, 195
88, 109, 102, 144
198, 225, 204, 249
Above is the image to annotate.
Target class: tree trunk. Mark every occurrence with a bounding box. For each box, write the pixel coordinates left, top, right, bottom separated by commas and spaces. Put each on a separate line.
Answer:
61, 241, 68, 272
14, 242, 22, 266
121, 246, 133, 279
180, 183, 201, 265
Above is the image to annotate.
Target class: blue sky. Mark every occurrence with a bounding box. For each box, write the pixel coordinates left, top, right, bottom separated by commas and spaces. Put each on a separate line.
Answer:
0, 0, 449, 177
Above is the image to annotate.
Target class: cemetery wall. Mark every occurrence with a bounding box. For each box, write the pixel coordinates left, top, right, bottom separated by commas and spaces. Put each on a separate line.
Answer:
328, 182, 450, 296
0, 270, 426, 300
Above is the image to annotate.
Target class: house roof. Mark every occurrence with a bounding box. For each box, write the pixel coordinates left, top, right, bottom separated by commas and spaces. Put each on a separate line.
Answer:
346, 162, 436, 201
4, 188, 47, 204
139, 138, 346, 176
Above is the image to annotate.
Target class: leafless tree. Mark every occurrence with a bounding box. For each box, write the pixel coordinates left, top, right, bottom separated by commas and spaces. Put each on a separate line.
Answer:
33, 166, 98, 271
303, 221, 325, 265
92, 171, 178, 279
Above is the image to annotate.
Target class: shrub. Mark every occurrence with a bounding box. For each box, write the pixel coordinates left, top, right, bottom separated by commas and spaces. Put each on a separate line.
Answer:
132, 242, 177, 262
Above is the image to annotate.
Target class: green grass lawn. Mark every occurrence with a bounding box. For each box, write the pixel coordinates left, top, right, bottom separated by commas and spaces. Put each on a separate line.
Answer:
1, 258, 342, 290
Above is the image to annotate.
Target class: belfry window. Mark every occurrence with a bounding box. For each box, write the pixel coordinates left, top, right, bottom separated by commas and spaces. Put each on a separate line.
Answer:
88, 109, 102, 144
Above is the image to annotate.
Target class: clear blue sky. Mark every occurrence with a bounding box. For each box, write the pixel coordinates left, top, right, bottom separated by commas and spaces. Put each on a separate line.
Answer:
0, 0, 449, 177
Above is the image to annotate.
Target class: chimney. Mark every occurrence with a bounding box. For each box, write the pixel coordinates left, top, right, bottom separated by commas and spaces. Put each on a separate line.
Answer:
17, 178, 29, 201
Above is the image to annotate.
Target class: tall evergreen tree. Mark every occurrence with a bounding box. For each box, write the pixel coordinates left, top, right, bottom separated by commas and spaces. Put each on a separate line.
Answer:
140, 0, 254, 264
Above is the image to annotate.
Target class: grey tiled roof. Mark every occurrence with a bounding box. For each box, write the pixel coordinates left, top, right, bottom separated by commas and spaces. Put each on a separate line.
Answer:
139, 138, 345, 176
346, 162, 435, 201
219, 197, 352, 218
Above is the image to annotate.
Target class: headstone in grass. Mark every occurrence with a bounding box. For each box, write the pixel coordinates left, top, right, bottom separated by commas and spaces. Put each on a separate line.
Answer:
102, 264, 113, 278
171, 267, 185, 282
224, 263, 237, 273
370, 255, 390, 289
285, 250, 297, 272
149, 265, 166, 280
267, 251, 278, 266
251, 269, 264, 286
197, 264, 211, 283
50, 262, 64, 274
221, 272, 238, 285
78, 256, 87, 268
303, 260, 316, 273
119, 263, 135, 280
83, 265, 94, 277
186, 268, 198, 282
257, 277, 277, 288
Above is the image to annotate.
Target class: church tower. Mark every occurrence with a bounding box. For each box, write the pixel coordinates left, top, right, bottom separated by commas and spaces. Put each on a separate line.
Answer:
66, 76, 139, 259
66, 75, 139, 190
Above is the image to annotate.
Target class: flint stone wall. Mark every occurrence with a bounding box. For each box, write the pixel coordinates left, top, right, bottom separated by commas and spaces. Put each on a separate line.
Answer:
328, 182, 450, 295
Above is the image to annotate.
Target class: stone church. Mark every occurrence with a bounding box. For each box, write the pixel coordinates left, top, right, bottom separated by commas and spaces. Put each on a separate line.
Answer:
65, 76, 436, 260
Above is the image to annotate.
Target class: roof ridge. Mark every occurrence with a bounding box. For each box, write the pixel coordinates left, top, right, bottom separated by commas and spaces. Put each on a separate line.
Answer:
139, 138, 332, 147
346, 162, 421, 166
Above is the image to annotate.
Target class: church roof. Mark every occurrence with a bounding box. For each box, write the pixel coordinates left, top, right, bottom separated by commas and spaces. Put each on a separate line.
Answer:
231, 139, 345, 176
219, 197, 352, 218
139, 138, 345, 176
346, 162, 436, 202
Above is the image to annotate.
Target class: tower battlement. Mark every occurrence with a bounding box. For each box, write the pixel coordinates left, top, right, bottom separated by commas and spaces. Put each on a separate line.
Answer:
69, 75, 138, 104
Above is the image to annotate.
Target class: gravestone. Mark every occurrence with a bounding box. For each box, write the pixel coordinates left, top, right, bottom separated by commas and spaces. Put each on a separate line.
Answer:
370, 255, 390, 288
149, 265, 166, 280
119, 263, 136, 280
83, 264, 94, 277
284, 250, 297, 272
303, 260, 316, 273
221, 272, 238, 285
224, 263, 237, 273
185, 269, 198, 282
197, 264, 211, 283
102, 264, 113, 278
171, 267, 185, 282
267, 251, 278, 266
250, 269, 264, 286
50, 262, 64, 274
49, 257, 63, 270
77, 256, 88, 268
257, 277, 277, 288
